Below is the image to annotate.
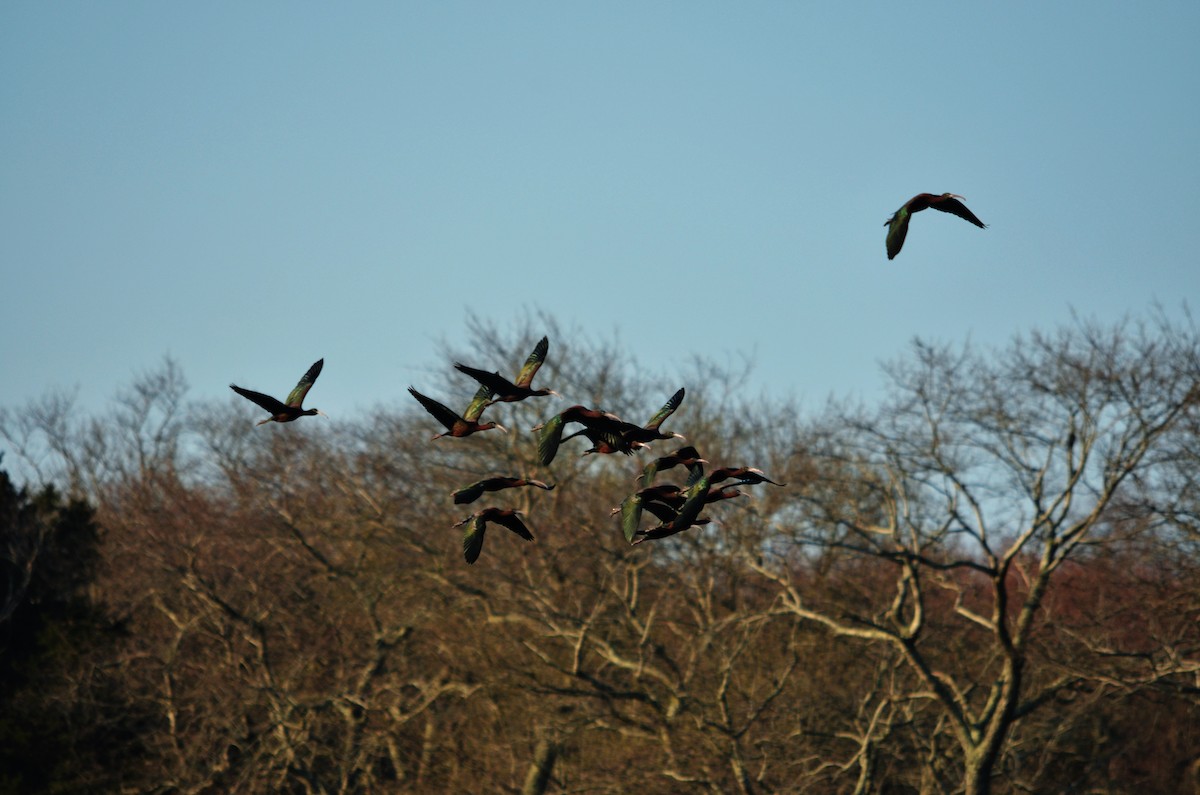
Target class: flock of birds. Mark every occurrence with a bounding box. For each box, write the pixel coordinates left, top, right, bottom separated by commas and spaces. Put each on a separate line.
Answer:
229, 192, 984, 562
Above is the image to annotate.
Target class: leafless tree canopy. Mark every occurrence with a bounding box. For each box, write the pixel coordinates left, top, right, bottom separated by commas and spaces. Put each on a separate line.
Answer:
1, 312, 1198, 794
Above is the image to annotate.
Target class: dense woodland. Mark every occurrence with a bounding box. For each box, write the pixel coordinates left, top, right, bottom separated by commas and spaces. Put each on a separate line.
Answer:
2, 313, 1199, 795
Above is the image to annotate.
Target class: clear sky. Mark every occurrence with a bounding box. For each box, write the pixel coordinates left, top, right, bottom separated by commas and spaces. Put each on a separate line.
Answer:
3, 3, 1198, 421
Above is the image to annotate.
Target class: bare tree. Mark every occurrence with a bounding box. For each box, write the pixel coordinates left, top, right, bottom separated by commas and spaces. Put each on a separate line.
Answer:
753, 314, 1200, 794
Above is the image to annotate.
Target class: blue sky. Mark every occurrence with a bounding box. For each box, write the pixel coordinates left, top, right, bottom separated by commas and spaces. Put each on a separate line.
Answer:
3, 3, 1198, 423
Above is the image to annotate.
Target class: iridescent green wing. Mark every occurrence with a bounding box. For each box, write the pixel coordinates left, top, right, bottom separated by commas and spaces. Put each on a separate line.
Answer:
285, 359, 324, 407
514, 336, 549, 388
536, 413, 565, 466
885, 207, 910, 260
644, 388, 685, 430
461, 514, 486, 564
462, 384, 494, 421
619, 492, 644, 543
672, 475, 711, 530
452, 480, 487, 505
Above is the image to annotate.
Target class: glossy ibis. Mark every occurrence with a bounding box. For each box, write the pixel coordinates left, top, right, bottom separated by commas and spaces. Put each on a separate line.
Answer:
885, 193, 986, 260
621, 482, 744, 543
535, 389, 687, 465
534, 405, 635, 466
454, 335, 560, 404
454, 507, 534, 564
709, 466, 786, 487
408, 385, 507, 439
452, 476, 555, 505
615, 484, 685, 542
230, 358, 326, 425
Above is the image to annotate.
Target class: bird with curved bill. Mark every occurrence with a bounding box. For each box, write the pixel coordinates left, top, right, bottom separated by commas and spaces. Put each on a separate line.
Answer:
454, 335, 560, 405
885, 193, 986, 259
408, 384, 507, 439
230, 358, 326, 425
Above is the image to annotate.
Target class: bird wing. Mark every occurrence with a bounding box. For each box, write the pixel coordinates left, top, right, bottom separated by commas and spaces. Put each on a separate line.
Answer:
637, 459, 661, 490
452, 481, 486, 505
671, 476, 712, 530
461, 515, 486, 564
230, 385, 289, 415
642, 500, 680, 524
930, 196, 986, 228
491, 511, 534, 541
285, 359, 324, 407
462, 385, 494, 421
644, 388, 685, 430
619, 492, 645, 543
514, 336, 549, 388
536, 412, 566, 466
408, 387, 463, 431
454, 362, 517, 395
886, 208, 910, 260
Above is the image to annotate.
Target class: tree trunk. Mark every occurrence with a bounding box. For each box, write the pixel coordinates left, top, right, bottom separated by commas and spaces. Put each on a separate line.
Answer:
521, 737, 560, 795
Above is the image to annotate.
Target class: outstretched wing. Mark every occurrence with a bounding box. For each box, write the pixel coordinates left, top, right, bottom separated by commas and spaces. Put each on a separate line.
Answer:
452, 480, 487, 505
231, 385, 288, 415
285, 359, 324, 407
644, 388, 685, 430
462, 384, 494, 421
460, 515, 486, 564
454, 362, 517, 395
514, 336, 549, 388
930, 196, 986, 228
536, 413, 566, 466
491, 511, 534, 541
619, 492, 644, 543
886, 208, 910, 260
408, 386, 462, 432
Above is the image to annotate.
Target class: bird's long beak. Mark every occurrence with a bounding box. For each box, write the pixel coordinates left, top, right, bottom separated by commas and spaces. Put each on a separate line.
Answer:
497, 424, 510, 434
316, 410, 328, 418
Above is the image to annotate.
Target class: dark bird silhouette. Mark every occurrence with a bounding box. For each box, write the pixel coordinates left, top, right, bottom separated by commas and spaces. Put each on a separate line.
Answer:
885, 193, 986, 259
637, 445, 707, 489
454, 335, 560, 404
409, 385, 507, 439
709, 466, 787, 487
631, 486, 746, 544
452, 476, 555, 505
537, 389, 687, 465
454, 507, 534, 564
534, 405, 636, 465
230, 358, 326, 425
616, 484, 685, 542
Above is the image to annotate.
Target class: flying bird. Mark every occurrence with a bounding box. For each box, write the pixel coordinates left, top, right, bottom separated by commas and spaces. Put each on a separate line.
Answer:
409, 385, 507, 439
885, 193, 986, 259
708, 466, 787, 487
615, 484, 686, 542
454, 335, 560, 404
632, 489, 745, 544
230, 358, 326, 425
538, 389, 688, 465
534, 405, 637, 466
452, 476, 555, 505
454, 507, 534, 564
